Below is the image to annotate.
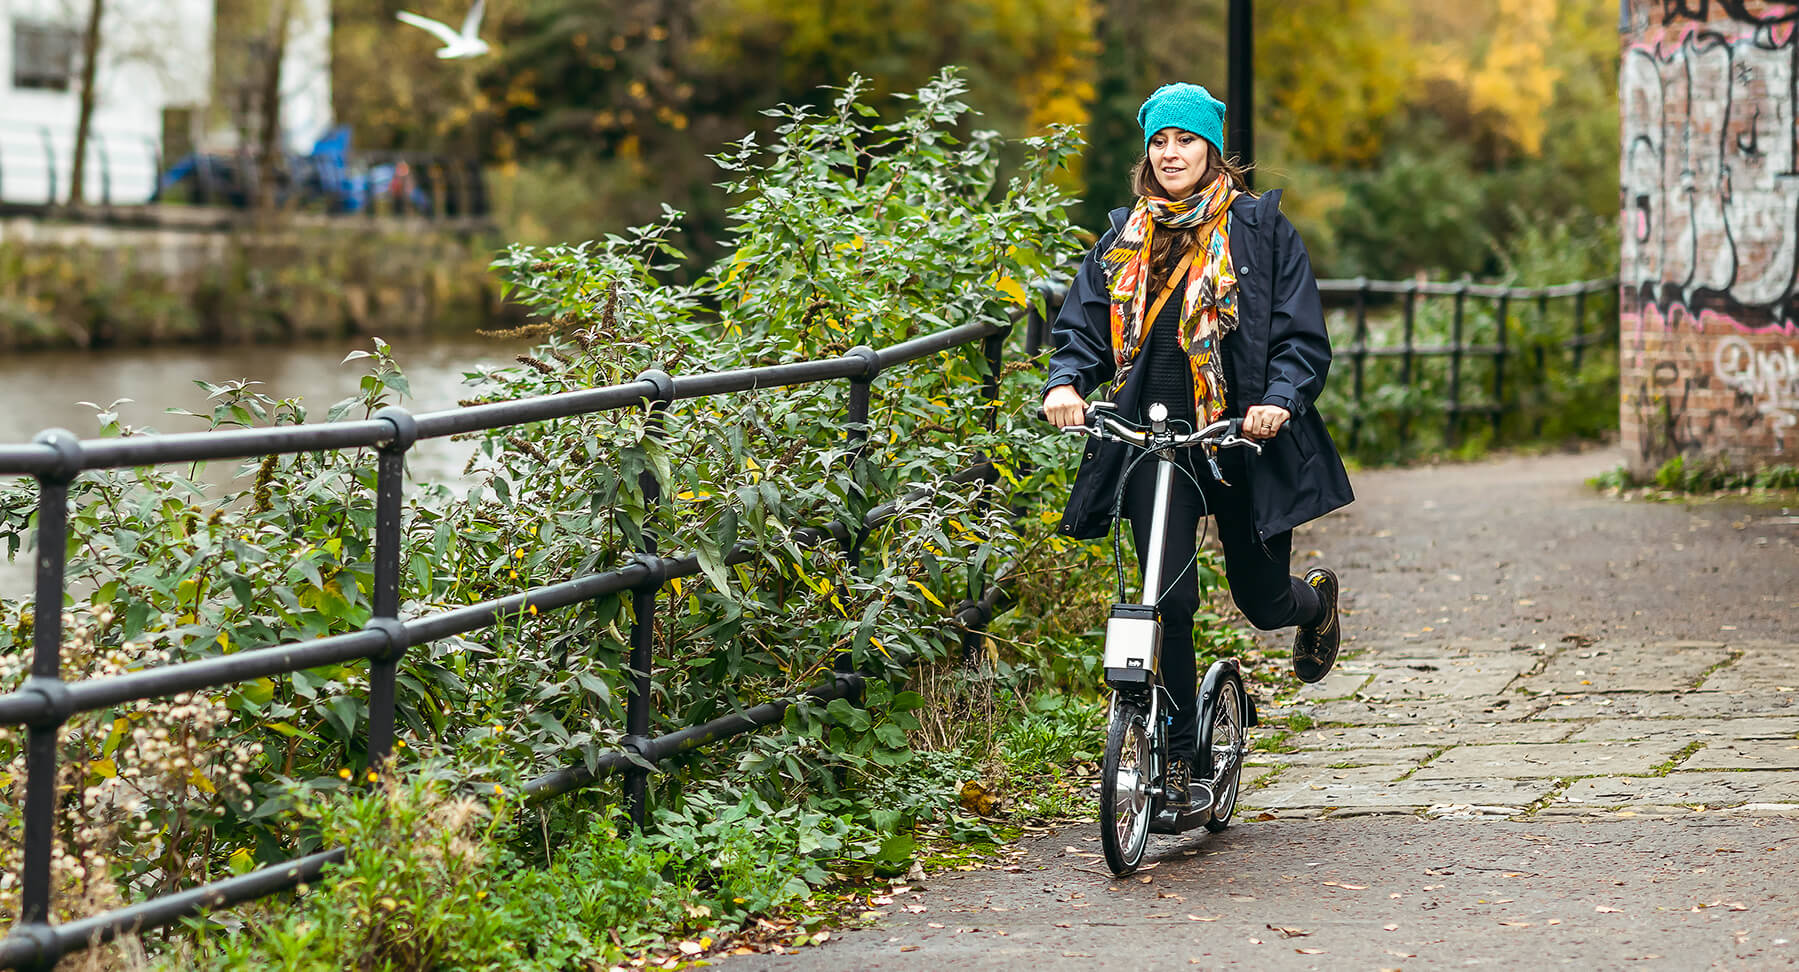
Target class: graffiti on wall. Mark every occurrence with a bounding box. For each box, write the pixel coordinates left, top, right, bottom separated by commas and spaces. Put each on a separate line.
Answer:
1622, 0, 1799, 464
1621, 21, 1799, 333
1656, 1, 1799, 26
1715, 334, 1799, 438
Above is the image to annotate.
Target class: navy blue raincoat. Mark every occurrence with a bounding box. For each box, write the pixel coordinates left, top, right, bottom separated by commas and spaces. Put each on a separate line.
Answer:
1044, 189, 1354, 542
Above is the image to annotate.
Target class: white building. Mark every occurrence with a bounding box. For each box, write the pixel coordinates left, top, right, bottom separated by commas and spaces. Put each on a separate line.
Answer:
0, 0, 331, 205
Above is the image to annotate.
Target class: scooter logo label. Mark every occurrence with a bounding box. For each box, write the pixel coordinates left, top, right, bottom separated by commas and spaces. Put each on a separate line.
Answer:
1127, 658, 1143, 668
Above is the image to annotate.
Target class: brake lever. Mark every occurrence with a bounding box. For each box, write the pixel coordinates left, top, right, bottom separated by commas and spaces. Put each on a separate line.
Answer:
1219, 433, 1264, 455
1205, 450, 1229, 486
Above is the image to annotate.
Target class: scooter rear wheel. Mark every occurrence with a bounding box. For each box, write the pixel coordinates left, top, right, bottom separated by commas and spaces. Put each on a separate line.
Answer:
1201, 673, 1249, 833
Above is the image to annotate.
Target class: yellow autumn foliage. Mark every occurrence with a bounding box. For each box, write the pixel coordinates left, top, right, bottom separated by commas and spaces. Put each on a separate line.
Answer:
1423, 0, 1563, 156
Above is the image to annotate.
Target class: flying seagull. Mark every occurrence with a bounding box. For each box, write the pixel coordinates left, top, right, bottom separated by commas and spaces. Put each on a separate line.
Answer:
396, 0, 489, 59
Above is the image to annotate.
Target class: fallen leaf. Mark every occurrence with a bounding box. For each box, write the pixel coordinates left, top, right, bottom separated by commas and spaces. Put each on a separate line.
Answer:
1547, 919, 1562, 925
1323, 881, 1368, 890
1267, 925, 1311, 938
1596, 906, 1624, 913
1248, 938, 1264, 945
903, 905, 927, 913
1188, 915, 1221, 922
1383, 924, 1399, 931
1140, 876, 1154, 883
1297, 948, 1326, 955
899, 945, 920, 952
1387, 949, 1417, 959
677, 941, 703, 956
1499, 921, 1533, 927
926, 923, 944, 929
1062, 952, 1092, 958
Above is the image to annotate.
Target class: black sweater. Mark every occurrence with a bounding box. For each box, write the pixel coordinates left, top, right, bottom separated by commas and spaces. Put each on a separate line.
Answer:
1137, 271, 1235, 427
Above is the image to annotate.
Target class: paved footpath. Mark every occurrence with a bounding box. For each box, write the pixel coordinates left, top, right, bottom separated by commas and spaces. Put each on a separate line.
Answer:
739, 449, 1799, 970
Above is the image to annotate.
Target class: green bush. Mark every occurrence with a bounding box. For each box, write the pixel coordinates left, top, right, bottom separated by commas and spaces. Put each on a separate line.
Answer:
1591, 456, 1799, 494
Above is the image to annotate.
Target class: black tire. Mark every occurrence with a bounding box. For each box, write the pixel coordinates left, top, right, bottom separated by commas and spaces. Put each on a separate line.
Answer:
1201, 673, 1248, 833
1099, 696, 1156, 875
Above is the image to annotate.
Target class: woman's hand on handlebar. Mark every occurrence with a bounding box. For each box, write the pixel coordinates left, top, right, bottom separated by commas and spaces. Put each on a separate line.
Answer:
1043, 385, 1088, 428
1243, 404, 1291, 440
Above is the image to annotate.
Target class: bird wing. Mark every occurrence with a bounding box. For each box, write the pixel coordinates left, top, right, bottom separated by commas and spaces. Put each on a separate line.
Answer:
395, 10, 463, 46
460, 0, 486, 39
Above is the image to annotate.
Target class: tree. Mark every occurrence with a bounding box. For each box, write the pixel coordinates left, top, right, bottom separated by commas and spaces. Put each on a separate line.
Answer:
67, 0, 104, 206
1256, 0, 1420, 167
215, 0, 327, 211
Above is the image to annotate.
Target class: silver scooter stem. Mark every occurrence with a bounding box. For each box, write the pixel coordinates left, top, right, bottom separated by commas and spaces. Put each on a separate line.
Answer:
1139, 454, 1175, 607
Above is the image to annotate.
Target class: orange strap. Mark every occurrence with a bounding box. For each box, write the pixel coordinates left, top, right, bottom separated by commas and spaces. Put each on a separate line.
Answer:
1142, 245, 1198, 329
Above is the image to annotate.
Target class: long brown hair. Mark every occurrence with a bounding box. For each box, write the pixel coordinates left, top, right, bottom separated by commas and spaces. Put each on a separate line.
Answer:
1131, 150, 1256, 295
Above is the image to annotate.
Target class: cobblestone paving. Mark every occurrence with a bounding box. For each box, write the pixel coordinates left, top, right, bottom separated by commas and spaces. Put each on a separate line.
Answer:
1244, 639, 1799, 818
1245, 448, 1799, 821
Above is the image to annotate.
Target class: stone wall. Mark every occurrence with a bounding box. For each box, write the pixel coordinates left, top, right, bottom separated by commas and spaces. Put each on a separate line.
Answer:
0, 209, 503, 350
1620, 0, 1799, 473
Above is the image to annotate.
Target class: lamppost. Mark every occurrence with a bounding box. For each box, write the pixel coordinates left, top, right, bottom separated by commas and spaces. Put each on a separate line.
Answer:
1228, 0, 1253, 189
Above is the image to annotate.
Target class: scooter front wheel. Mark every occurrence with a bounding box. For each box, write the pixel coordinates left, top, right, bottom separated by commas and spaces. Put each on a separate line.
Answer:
1099, 695, 1156, 875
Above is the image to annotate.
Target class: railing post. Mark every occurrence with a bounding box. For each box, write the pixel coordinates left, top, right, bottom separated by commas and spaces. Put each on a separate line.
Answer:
1025, 287, 1053, 358
844, 347, 881, 676
1399, 283, 1417, 450
1448, 281, 1467, 449
624, 371, 674, 831
39, 125, 57, 205
962, 324, 1008, 667
1350, 278, 1367, 451
1572, 288, 1588, 373
196, 154, 216, 206
1493, 291, 1510, 443
17, 430, 82, 972
94, 133, 110, 206
366, 408, 416, 771
1533, 293, 1549, 438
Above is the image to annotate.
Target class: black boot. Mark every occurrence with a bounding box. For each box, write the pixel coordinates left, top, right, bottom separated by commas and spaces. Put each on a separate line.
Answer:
1164, 756, 1195, 806
1292, 567, 1340, 683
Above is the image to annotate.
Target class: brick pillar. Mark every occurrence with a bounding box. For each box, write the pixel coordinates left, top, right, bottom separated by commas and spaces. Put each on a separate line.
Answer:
1620, 0, 1799, 475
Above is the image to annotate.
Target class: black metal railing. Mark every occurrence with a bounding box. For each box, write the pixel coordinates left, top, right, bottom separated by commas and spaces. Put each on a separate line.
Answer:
1019, 276, 1620, 454
0, 319, 1014, 971
1316, 276, 1619, 451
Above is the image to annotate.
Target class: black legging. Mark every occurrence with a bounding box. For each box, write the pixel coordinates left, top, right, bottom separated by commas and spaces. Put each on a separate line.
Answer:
1122, 449, 1321, 762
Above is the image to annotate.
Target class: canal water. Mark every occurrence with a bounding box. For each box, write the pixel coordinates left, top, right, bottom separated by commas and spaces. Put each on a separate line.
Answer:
0, 335, 534, 596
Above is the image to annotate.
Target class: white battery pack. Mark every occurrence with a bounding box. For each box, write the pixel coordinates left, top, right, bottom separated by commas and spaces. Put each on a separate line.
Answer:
1103, 606, 1161, 682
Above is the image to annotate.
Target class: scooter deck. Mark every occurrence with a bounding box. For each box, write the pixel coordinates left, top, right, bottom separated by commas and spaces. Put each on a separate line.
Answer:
1148, 805, 1213, 834
1148, 782, 1217, 834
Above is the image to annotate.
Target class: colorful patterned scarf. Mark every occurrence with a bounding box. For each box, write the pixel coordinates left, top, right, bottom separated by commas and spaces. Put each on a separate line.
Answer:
1100, 174, 1240, 424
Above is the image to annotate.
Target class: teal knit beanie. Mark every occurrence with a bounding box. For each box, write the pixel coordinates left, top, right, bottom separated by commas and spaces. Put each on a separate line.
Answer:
1137, 83, 1226, 155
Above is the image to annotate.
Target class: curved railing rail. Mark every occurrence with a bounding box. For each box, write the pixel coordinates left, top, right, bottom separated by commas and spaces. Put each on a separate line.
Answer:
1311, 276, 1619, 451
0, 318, 1016, 971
